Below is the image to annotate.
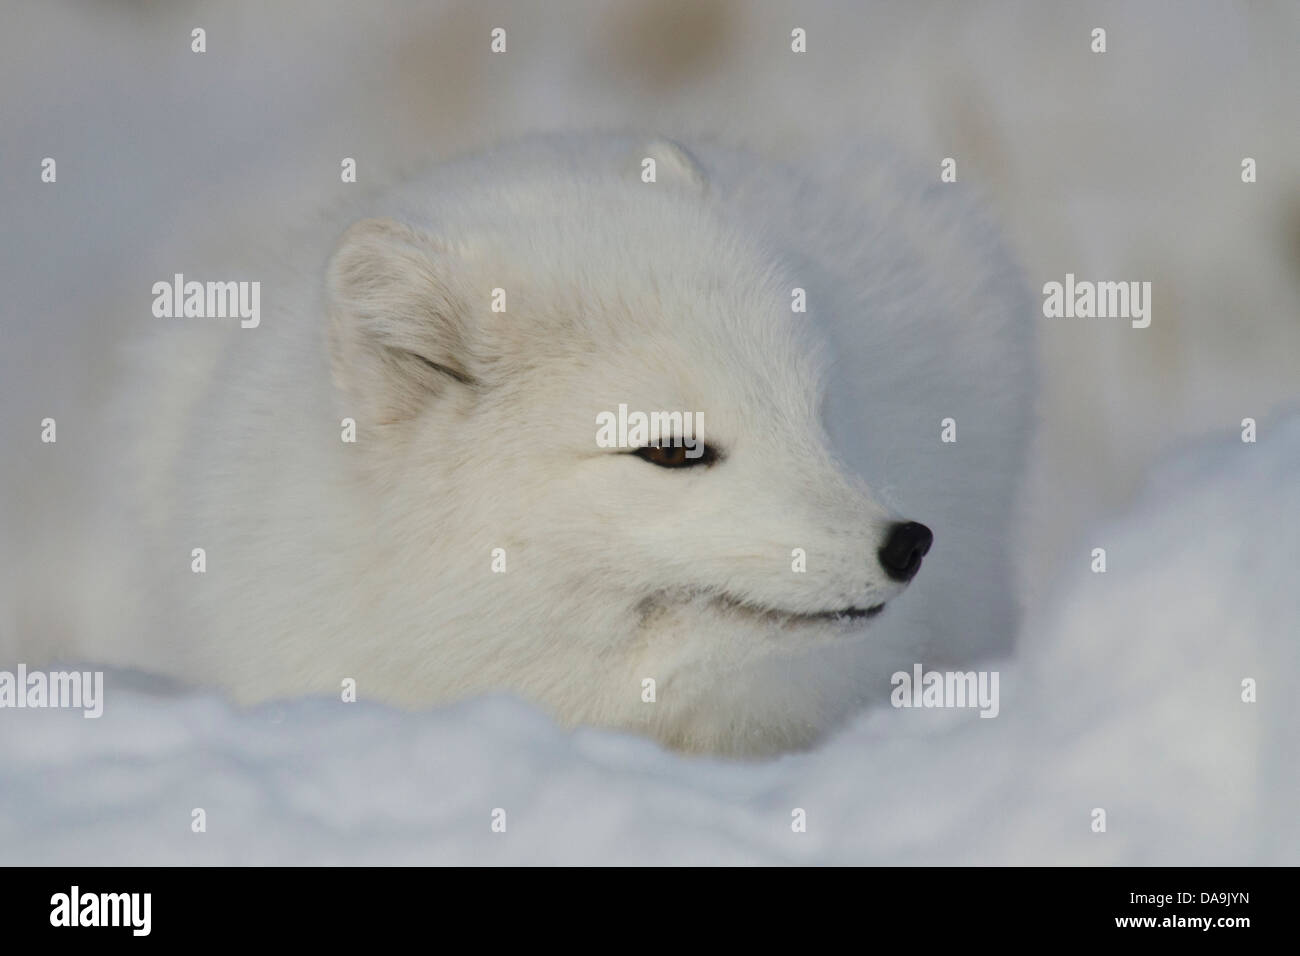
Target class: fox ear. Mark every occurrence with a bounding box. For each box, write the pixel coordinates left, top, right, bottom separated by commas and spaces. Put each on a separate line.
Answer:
326, 217, 477, 423
642, 138, 708, 193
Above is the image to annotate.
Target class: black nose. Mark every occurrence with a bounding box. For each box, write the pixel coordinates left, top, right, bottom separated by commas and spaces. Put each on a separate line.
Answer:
877, 521, 933, 582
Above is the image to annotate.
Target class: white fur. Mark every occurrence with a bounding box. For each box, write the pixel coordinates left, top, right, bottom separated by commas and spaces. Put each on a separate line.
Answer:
72, 132, 1033, 757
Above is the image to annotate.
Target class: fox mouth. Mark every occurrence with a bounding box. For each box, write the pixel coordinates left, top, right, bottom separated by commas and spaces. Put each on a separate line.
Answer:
712, 594, 886, 626
806, 604, 885, 621
636, 591, 887, 628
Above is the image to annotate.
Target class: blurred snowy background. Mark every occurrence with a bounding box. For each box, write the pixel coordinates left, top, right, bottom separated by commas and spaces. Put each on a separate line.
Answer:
1, 0, 1297, 864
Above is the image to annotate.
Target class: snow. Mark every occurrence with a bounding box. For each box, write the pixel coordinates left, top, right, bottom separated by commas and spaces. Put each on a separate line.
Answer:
3, 412, 1294, 864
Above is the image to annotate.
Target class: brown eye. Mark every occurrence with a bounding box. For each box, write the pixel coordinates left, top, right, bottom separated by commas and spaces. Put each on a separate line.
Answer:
633, 443, 717, 468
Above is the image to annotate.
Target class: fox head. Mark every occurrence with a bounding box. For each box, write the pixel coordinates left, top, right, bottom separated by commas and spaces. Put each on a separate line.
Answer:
324, 139, 933, 754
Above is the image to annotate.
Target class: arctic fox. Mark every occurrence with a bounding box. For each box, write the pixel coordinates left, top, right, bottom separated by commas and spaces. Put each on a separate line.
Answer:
63, 133, 1032, 756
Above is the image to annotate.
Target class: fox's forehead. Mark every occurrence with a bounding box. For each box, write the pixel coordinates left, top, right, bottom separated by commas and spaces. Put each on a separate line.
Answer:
427, 181, 828, 439
468, 190, 804, 342
489, 349, 825, 454
479, 274, 827, 451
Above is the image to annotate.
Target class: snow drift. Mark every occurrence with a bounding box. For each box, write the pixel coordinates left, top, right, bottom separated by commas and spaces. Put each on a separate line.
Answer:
3, 413, 1294, 865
